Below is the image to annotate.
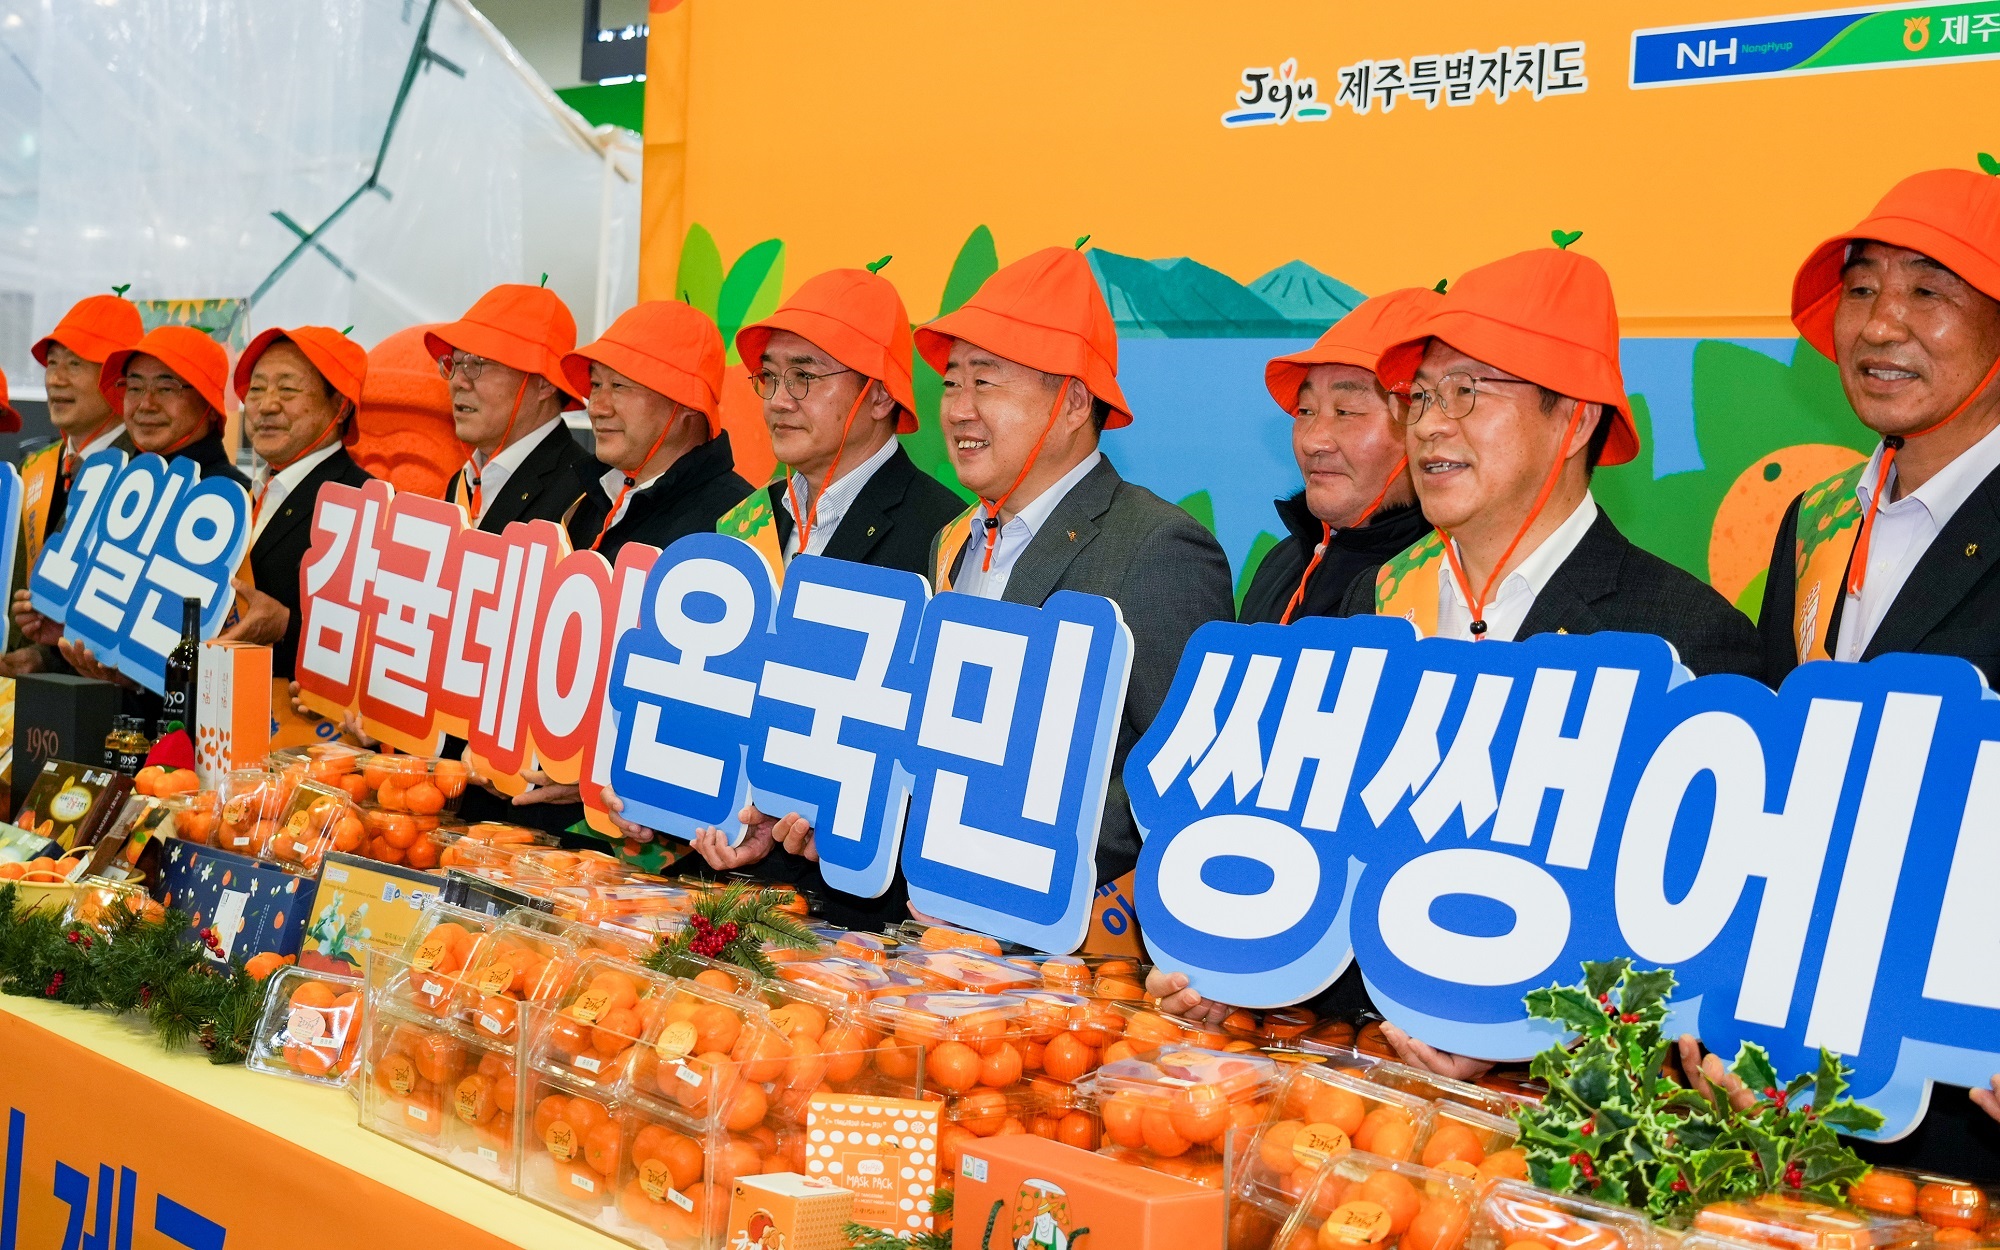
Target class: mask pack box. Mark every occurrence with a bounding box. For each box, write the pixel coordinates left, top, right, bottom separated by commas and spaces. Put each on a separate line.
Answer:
953, 1135, 1225, 1250
158, 839, 312, 963
300, 852, 441, 976
804, 1092, 940, 1235
194, 641, 272, 782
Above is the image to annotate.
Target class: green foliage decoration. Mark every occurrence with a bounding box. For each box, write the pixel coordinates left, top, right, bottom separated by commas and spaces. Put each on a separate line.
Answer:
642, 881, 821, 981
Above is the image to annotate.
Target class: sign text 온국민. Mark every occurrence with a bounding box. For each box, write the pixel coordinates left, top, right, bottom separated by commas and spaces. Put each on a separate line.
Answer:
1128, 614, 2000, 1139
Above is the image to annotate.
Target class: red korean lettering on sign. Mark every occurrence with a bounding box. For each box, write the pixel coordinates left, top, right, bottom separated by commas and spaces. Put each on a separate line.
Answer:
294, 479, 391, 720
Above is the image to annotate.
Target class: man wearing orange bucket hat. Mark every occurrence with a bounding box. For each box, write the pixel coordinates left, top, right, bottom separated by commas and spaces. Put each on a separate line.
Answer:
3, 293, 140, 675
724, 265, 966, 579
560, 299, 751, 561
1239, 287, 1439, 624
916, 244, 1234, 891
226, 326, 377, 678
100, 325, 250, 488
1340, 245, 1759, 676
426, 283, 589, 531
1755, 168, 2000, 1178
1759, 168, 2000, 687
646, 267, 964, 927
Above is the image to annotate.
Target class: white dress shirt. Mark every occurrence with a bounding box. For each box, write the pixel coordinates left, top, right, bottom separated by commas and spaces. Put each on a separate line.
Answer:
462, 419, 562, 524
250, 442, 341, 543
780, 436, 900, 559
596, 463, 666, 532
952, 451, 1103, 600
69, 422, 125, 462
1435, 492, 1599, 642
1836, 420, 2000, 661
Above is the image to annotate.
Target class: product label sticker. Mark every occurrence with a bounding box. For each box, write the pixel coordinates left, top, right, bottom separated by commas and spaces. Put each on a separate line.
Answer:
546, 1121, 578, 1161
477, 961, 514, 995
412, 933, 449, 972
571, 987, 611, 1024
1324, 1201, 1393, 1244
1294, 1123, 1352, 1168
654, 1020, 697, 1062
638, 1158, 671, 1202
285, 1005, 326, 1046
383, 1054, 417, 1095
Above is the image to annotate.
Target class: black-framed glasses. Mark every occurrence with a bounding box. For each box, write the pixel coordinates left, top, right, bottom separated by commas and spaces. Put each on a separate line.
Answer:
121, 375, 190, 400
751, 364, 851, 401
1398, 372, 1541, 425
436, 351, 489, 383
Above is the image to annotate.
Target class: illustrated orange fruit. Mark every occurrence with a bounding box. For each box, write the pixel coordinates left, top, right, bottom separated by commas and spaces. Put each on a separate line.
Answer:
1422, 1122, 1489, 1168
1709, 444, 1868, 610
454, 1073, 499, 1125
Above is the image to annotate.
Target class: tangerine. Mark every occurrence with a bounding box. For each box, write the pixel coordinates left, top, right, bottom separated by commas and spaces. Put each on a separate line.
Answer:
956, 1090, 1010, 1136
584, 1122, 623, 1176
1102, 1093, 1147, 1149
1056, 1111, 1099, 1150
820, 1027, 870, 1082
1353, 1106, 1417, 1159
689, 1003, 741, 1053
405, 781, 446, 815
1850, 1171, 1919, 1218
1356, 1169, 1422, 1236
475, 995, 519, 1039
1042, 1033, 1096, 1083
1407, 1198, 1473, 1250
979, 1041, 1024, 1089
1140, 1109, 1192, 1158
1477, 1149, 1530, 1183
938, 1124, 977, 1174
1421, 1123, 1489, 1169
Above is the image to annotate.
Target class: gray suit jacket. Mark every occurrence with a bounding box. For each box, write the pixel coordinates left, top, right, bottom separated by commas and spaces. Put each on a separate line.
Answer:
930, 456, 1235, 885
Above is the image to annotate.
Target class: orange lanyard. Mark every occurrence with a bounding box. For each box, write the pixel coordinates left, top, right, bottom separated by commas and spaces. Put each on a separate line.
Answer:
1437, 402, 1587, 638
977, 379, 1071, 573
592, 419, 676, 552
784, 387, 872, 556
1280, 455, 1407, 626
1848, 352, 2000, 597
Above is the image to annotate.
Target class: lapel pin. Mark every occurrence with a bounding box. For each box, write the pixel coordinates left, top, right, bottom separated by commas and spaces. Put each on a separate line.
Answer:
1967, 542, 1980, 557
1067, 530, 1077, 541
1556, 627, 1569, 634
867, 525, 876, 536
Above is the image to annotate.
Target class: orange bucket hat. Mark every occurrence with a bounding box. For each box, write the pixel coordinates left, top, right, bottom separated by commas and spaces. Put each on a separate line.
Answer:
351, 325, 460, 498
1376, 249, 1638, 468
562, 300, 725, 436
1792, 168, 2000, 361
424, 284, 583, 411
233, 326, 368, 409
0, 367, 20, 433
914, 246, 1132, 427
34, 294, 143, 367
100, 326, 230, 424
736, 268, 920, 433
1265, 287, 1444, 414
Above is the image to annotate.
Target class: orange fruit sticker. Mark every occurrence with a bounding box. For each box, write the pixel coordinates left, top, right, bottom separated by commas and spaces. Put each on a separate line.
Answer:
547, 1121, 579, 1162
1324, 1202, 1393, 1244
412, 934, 450, 972
572, 987, 612, 1025
655, 1021, 697, 1062
478, 962, 515, 996
381, 1054, 417, 1095
1294, 1123, 1353, 1169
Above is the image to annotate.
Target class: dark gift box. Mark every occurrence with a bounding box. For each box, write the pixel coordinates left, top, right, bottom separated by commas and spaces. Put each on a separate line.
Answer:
158, 839, 313, 963
12, 758, 131, 851
439, 867, 553, 918
12, 675, 122, 816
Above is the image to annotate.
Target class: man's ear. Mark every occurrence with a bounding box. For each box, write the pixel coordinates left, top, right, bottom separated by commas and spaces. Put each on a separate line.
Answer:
1063, 377, 1096, 431
1564, 400, 1603, 460
865, 379, 899, 425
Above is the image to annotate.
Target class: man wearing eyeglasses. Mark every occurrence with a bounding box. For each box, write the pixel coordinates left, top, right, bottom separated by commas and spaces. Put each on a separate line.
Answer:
102, 326, 250, 488
1239, 288, 1439, 625
1338, 248, 1758, 676
427, 283, 589, 533
561, 299, 752, 561
224, 327, 377, 678
616, 267, 965, 927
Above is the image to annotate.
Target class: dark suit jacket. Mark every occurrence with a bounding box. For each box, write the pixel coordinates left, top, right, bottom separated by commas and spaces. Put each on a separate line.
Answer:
44, 430, 138, 535
770, 444, 968, 579
1239, 495, 1432, 625
458, 421, 589, 534
929, 456, 1236, 886
1757, 463, 2000, 1181
1758, 461, 2000, 687
564, 432, 753, 563
250, 447, 376, 678
180, 432, 251, 490
1338, 509, 1762, 678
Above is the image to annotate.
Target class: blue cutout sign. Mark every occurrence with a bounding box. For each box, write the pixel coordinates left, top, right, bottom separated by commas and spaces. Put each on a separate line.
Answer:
28, 448, 126, 620
1128, 615, 2000, 1139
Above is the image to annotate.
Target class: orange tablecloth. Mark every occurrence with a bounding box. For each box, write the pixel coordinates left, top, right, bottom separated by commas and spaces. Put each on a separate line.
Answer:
0, 996, 624, 1250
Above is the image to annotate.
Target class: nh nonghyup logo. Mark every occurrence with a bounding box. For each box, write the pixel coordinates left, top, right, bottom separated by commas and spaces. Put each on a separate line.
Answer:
1222, 58, 1331, 127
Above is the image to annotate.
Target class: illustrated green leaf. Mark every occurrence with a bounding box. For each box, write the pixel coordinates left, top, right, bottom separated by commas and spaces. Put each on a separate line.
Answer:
1980, 151, 2000, 176
675, 222, 725, 319
717, 238, 786, 364
940, 225, 1000, 318
1177, 489, 1217, 534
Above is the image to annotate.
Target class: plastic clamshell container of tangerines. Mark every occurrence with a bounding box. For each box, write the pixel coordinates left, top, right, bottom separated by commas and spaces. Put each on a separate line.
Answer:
1007, 988, 1129, 1086
442, 1039, 525, 1186
1237, 1064, 1437, 1209
64, 876, 163, 929
1224, 1005, 1326, 1047
212, 768, 284, 855
247, 967, 364, 1087
531, 957, 681, 1092
894, 920, 1011, 957
348, 749, 468, 816
258, 778, 359, 875
828, 929, 900, 964
431, 821, 559, 868
1474, 1180, 1658, 1250
1272, 1149, 1479, 1250
160, 789, 219, 846
549, 883, 695, 924
1691, 1193, 1933, 1250
599, 1103, 770, 1250
624, 977, 799, 1135
452, 923, 582, 1051
890, 947, 1043, 994
1412, 1102, 1521, 1181
1366, 1061, 1528, 1120
773, 955, 927, 1008
360, 1012, 525, 1188
1849, 1168, 1992, 1233
389, 902, 504, 1020
503, 906, 654, 963
1076, 1045, 1283, 1181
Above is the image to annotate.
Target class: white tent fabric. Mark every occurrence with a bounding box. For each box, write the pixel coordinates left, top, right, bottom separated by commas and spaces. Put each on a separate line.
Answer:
0, 0, 639, 395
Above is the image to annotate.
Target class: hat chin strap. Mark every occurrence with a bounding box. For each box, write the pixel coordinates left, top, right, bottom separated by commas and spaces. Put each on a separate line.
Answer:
1437, 398, 1589, 639
1848, 350, 2000, 597
460, 375, 531, 521
253, 405, 348, 521
591, 409, 685, 552
786, 385, 872, 557
1281, 455, 1407, 626
978, 378, 1072, 573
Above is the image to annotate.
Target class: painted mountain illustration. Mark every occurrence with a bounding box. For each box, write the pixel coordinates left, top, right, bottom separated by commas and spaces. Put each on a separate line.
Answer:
1088, 250, 1365, 338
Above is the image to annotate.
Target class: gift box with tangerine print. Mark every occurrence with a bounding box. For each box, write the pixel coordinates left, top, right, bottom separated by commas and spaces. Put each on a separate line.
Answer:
300, 851, 442, 976
725, 1172, 854, 1250
953, 1134, 1225, 1250
158, 838, 310, 963
194, 640, 272, 784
